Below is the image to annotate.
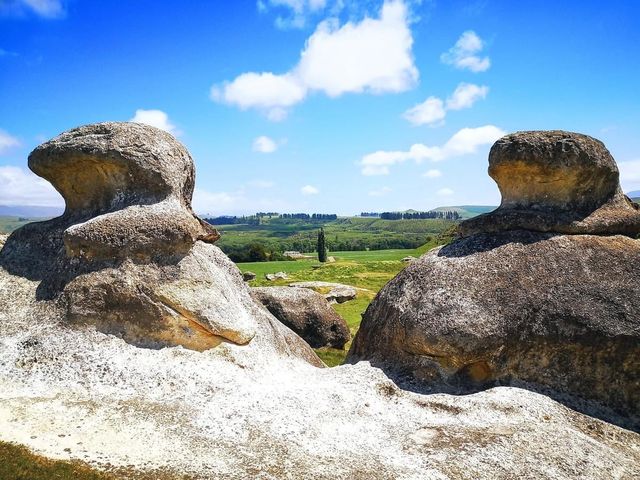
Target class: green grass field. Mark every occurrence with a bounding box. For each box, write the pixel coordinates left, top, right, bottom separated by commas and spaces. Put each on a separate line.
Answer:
238, 239, 444, 366
0, 216, 48, 234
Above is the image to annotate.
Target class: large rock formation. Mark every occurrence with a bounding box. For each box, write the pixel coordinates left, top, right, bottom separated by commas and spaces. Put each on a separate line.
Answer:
0, 122, 322, 363
348, 131, 640, 426
1, 126, 638, 479
251, 287, 350, 349
459, 130, 640, 236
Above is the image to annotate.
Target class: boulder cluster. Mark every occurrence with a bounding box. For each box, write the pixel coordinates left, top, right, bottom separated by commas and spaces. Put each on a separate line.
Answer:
0, 126, 638, 478
348, 131, 640, 426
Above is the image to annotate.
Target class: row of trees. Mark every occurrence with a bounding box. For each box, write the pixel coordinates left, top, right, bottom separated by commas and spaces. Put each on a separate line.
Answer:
205, 213, 338, 225
279, 213, 338, 220
221, 234, 433, 263
379, 210, 460, 220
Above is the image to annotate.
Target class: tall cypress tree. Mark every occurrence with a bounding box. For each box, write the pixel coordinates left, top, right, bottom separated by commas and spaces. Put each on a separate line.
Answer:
317, 227, 327, 263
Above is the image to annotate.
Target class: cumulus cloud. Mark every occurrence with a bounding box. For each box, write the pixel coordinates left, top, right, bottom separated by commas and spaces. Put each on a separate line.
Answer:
360, 125, 505, 175
404, 82, 488, 126
211, 73, 306, 113
422, 169, 441, 178
0, 129, 20, 155
0, 166, 63, 206
403, 97, 445, 126
368, 186, 392, 197
213, 1, 418, 120
619, 159, 640, 191
0, 0, 65, 18
441, 30, 490, 72
301, 184, 319, 195
252, 135, 278, 153
129, 109, 179, 136
437, 187, 454, 196
446, 83, 489, 110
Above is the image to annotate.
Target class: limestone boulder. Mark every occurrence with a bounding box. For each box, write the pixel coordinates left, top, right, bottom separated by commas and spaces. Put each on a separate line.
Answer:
348, 131, 640, 426
348, 232, 640, 423
265, 271, 288, 281
0, 122, 322, 364
252, 287, 350, 349
459, 131, 640, 237
242, 271, 256, 281
28, 122, 219, 261
325, 285, 357, 304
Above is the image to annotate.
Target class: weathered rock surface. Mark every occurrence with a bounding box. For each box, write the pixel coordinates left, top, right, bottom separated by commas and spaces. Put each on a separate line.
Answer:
265, 271, 289, 281
1, 126, 639, 479
348, 232, 640, 424
28, 122, 219, 260
324, 285, 357, 304
0, 122, 321, 362
349, 131, 640, 428
0, 301, 638, 479
251, 286, 350, 349
459, 131, 640, 237
289, 281, 360, 303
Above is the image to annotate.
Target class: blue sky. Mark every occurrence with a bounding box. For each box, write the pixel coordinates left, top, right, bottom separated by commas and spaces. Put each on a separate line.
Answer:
1, 0, 639, 215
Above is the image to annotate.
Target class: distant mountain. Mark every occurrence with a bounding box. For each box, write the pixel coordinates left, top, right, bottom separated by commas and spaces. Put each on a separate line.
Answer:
433, 205, 496, 219
626, 190, 640, 199
0, 205, 63, 218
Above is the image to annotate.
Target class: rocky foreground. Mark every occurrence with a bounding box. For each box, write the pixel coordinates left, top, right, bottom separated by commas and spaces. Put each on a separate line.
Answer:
0, 124, 638, 479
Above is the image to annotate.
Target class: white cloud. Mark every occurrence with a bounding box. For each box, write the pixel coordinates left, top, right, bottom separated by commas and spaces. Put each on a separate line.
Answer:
446, 83, 489, 110
296, 1, 417, 97
403, 97, 445, 126
301, 184, 319, 195
619, 159, 640, 191
368, 186, 392, 197
266, 107, 289, 122
437, 187, 454, 196
0, 129, 20, 155
1, 0, 64, 18
441, 30, 490, 72
404, 82, 488, 126
213, 0, 417, 119
360, 125, 505, 175
0, 166, 63, 206
252, 135, 278, 153
422, 169, 442, 178
129, 109, 179, 136
210, 73, 306, 112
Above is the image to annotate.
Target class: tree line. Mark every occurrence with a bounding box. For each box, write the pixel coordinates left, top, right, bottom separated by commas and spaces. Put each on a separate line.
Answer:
204, 213, 338, 225
379, 210, 460, 220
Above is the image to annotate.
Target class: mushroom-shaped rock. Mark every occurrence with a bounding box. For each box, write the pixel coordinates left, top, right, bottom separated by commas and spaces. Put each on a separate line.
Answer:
459, 131, 640, 237
0, 123, 322, 364
251, 287, 351, 349
28, 122, 219, 260
348, 131, 640, 424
